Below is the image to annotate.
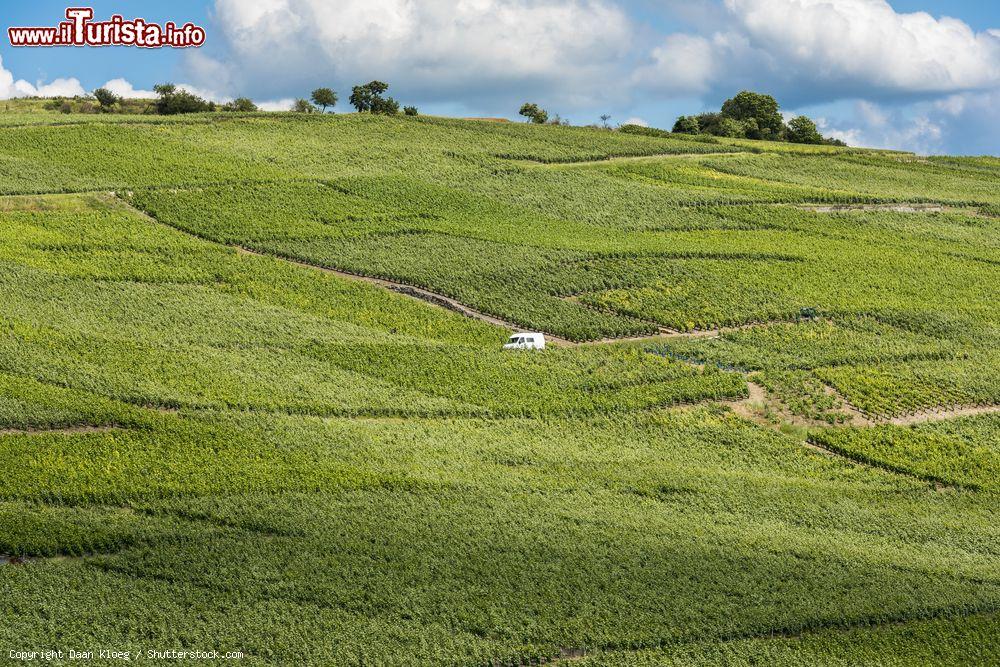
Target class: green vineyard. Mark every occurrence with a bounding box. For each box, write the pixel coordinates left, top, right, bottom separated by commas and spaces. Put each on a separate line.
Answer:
0, 110, 997, 665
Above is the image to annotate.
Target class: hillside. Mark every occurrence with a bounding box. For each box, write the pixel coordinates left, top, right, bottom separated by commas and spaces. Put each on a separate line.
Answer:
0, 110, 998, 665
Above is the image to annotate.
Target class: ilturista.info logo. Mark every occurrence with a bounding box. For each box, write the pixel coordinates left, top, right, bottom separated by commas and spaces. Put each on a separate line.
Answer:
8, 7, 205, 48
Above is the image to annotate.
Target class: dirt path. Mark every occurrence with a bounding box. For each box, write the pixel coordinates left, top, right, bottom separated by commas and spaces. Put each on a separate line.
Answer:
544, 608, 998, 666
575, 327, 721, 346
724, 381, 999, 431
112, 194, 1000, 430
793, 202, 995, 219
814, 384, 1000, 427
118, 194, 795, 348
0, 425, 121, 437
887, 404, 1000, 425
229, 246, 563, 340
529, 151, 744, 168
820, 385, 873, 427
724, 382, 769, 421
110, 194, 569, 342
796, 203, 950, 213
576, 320, 795, 346
0, 555, 36, 566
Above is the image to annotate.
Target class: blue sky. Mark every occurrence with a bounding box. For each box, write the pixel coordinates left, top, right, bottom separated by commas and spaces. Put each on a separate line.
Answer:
2, 1, 999, 155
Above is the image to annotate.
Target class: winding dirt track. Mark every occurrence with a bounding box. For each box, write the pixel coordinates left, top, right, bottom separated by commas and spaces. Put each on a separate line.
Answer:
113, 193, 745, 347
887, 405, 1000, 425
722, 381, 1000, 432
0, 425, 121, 437
527, 151, 745, 168
114, 194, 999, 430
232, 246, 538, 334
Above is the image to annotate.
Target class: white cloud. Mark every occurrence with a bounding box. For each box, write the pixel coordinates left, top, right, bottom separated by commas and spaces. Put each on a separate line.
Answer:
0, 57, 167, 104
818, 100, 946, 154
857, 100, 888, 128
0, 55, 236, 111
0, 55, 86, 99
622, 117, 648, 127
101, 78, 156, 99
631, 34, 717, 95
104, 79, 230, 104
723, 0, 1000, 93
928, 90, 1000, 155
806, 86, 1000, 155
174, 83, 231, 104
636, 0, 1000, 103
190, 0, 633, 108
257, 98, 297, 112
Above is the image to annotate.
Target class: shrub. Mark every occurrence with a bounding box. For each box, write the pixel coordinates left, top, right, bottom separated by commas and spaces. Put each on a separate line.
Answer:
518, 103, 548, 124
672, 116, 700, 134
93, 88, 120, 112
349, 81, 400, 115
291, 99, 317, 113
787, 116, 824, 145
222, 97, 259, 113
153, 83, 214, 115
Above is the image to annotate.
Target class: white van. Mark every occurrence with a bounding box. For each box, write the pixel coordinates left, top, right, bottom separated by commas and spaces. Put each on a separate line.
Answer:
503, 332, 546, 350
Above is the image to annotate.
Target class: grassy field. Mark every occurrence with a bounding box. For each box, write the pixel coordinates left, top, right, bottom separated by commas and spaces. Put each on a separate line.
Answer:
0, 108, 997, 665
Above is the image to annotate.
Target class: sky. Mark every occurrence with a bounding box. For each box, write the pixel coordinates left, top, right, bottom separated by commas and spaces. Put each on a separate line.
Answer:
1, 0, 999, 155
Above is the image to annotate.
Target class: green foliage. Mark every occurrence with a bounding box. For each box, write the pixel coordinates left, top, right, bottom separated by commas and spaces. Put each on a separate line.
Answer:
695, 112, 725, 136
717, 116, 747, 138
153, 83, 214, 115
672, 115, 700, 134
613, 124, 722, 147
221, 97, 258, 112
0, 110, 995, 665
816, 359, 1000, 419
787, 115, 824, 144
673, 91, 841, 145
757, 370, 850, 424
291, 98, 316, 113
91, 87, 119, 111
811, 416, 1000, 490
350, 80, 399, 115
573, 613, 1000, 666
0, 193, 741, 418
721, 91, 785, 140
519, 102, 549, 124
310, 87, 338, 112
403, 105, 418, 116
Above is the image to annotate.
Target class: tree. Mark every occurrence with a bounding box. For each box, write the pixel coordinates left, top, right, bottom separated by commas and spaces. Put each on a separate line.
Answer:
153, 83, 177, 97
695, 112, 723, 135
716, 117, 746, 138
349, 81, 399, 115
600, 114, 612, 129
153, 83, 214, 115
720, 91, 784, 140
93, 87, 120, 111
222, 97, 258, 112
403, 106, 418, 116
786, 115, 824, 144
311, 87, 337, 112
291, 98, 317, 113
672, 115, 699, 134
518, 103, 548, 124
